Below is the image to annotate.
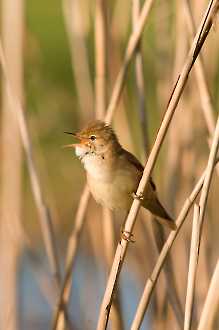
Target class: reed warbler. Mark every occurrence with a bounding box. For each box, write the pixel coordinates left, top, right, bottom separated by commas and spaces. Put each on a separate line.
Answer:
64, 120, 176, 231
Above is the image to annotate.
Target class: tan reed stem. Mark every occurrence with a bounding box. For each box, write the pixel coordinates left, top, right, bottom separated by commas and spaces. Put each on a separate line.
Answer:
185, 111, 219, 324
96, 1, 218, 328
0, 40, 73, 327
133, 0, 184, 326
62, 0, 94, 123
0, 0, 24, 328
184, 204, 200, 330
54, 0, 96, 327
102, 210, 116, 271
105, 0, 156, 124
130, 158, 219, 329
95, 0, 107, 119
95, 0, 124, 328
183, 0, 219, 179
159, 3, 187, 327
102, 209, 124, 330
198, 259, 219, 330
132, 0, 149, 155
151, 223, 184, 328
184, 111, 219, 329
132, 100, 219, 330
53, 0, 157, 327
52, 185, 90, 329
197, 117, 219, 234
183, 0, 216, 137
0, 39, 62, 286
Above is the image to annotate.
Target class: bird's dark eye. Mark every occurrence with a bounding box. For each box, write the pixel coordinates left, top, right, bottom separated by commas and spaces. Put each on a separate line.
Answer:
90, 135, 96, 141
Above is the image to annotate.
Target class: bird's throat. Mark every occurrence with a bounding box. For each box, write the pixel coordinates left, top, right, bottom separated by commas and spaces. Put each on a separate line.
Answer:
75, 145, 89, 160
84, 154, 113, 180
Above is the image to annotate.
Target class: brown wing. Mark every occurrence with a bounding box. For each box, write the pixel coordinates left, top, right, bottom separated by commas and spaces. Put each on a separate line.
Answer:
122, 149, 144, 173
122, 149, 175, 228
122, 150, 175, 229
122, 149, 156, 190
149, 177, 156, 191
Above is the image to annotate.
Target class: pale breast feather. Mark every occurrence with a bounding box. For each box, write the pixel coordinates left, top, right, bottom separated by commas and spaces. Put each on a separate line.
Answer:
87, 169, 136, 211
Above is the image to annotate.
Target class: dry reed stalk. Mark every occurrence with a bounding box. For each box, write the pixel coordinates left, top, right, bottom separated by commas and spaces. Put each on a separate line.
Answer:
132, 0, 149, 155
96, 1, 218, 328
102, 209, 115, 267
0, 41, 61, 282
130, 158, 219, 329
54, 0, 96, 327
54, 0, 156, 326
184, 0, 215, 137
182, 112, 219, 329
102, 209, 124, 330
52, 185, 90, 329
183, 10, 219, 285
184, 112, 219, 328
162, 5, 188, 326
53, 1, 105, 326
54, 3, 108, 329
198, 259, 219, 330
183, 0, 219, 183
95, 0, 107, 119
196, 115, 219, 233
133, 0, 183, 326
156, 4, 186, 326
151, 224, 184, 328
133, 2, 167, 326
54, 2, 108, 328
132, 3, 156, 306
95, 1, 123, 328
184, 204, 200, 330
131, 8, 166, 325
0, 0, 24, 328
0, 41, 72, 325
62, 0, 94, 123
105, 0, 156, 124
166, 0, 187, 214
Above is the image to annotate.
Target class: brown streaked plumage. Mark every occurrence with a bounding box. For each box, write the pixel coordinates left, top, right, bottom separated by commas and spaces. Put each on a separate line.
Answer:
65, 120, 176, 230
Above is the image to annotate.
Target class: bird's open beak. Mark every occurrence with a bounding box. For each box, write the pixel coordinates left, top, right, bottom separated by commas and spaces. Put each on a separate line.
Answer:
63, 131, 83, 148
64, 131, 77, 136
62, 143, 79, 148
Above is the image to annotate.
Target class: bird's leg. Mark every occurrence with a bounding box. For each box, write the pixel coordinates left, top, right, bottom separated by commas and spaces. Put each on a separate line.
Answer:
119, 191, 144, 243
120, 214, 135, 243
132, 191, 144, 201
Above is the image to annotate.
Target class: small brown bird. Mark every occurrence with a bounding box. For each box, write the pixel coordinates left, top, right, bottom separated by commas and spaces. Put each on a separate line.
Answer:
65, 120, 176, 230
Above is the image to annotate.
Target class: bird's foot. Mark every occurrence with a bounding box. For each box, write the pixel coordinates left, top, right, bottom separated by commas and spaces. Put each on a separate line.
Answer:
120, 230, 135, 243
132, 191, 144, 201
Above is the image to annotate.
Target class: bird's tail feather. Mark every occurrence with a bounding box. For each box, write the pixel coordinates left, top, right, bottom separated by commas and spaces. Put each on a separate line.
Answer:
155, 216, 176, 230
143, 197, 176, 230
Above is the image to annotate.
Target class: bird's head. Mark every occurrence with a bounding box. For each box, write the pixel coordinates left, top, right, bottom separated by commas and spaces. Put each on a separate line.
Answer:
64, 120, 120, 161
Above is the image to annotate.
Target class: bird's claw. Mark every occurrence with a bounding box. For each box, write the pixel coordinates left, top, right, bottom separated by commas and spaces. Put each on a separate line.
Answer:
120, 230, 135, 243
132, 191, 144, 201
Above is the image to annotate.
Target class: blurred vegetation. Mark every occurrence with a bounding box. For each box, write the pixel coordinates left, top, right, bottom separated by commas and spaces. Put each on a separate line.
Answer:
24, 0, 82, 238
2, 0, 219, 328
22, 1, 219, 243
